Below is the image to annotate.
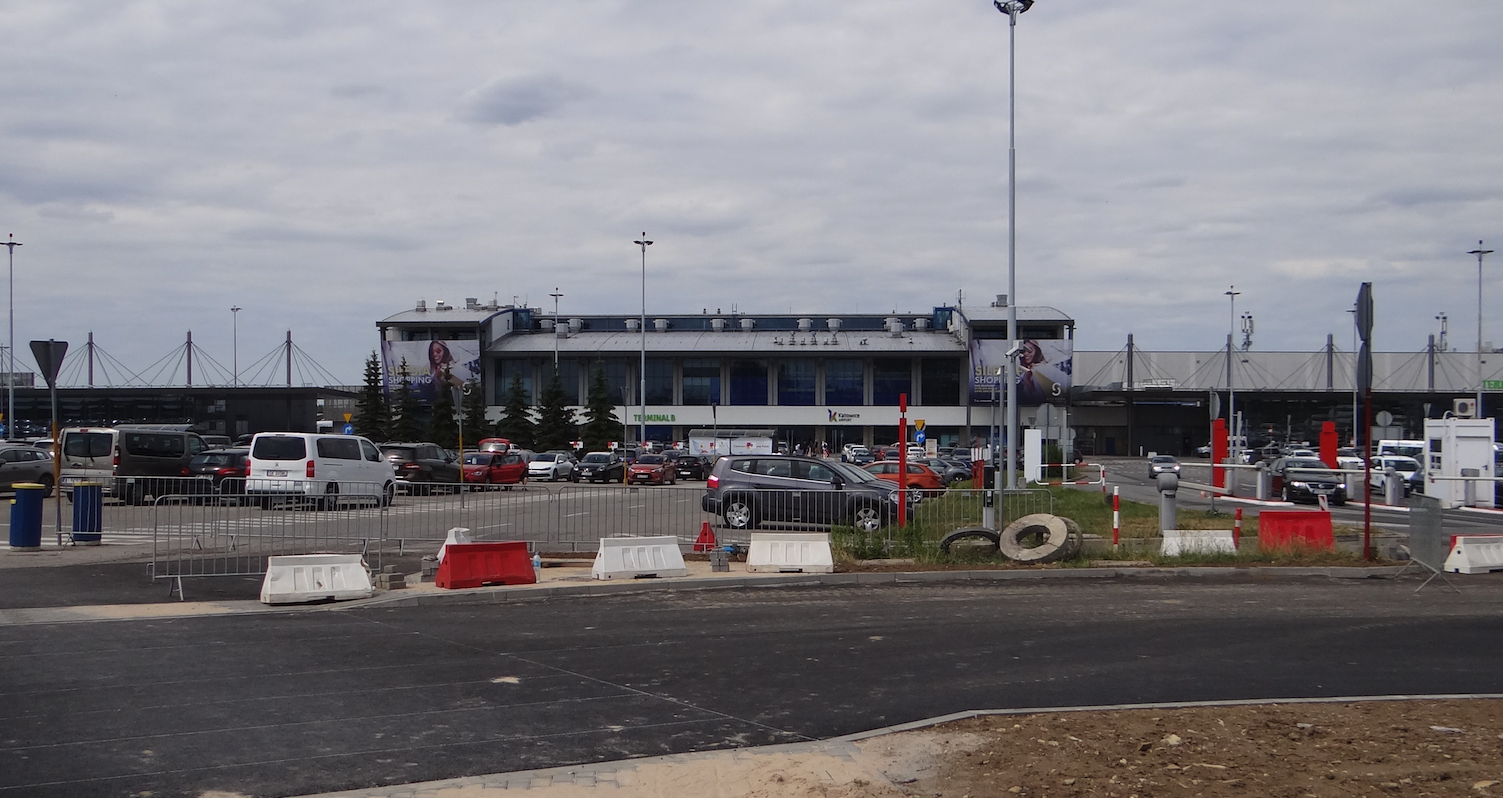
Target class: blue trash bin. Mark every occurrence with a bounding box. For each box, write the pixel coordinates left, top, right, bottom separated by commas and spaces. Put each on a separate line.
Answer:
72, 482, 104, 546
9, 482, 45, 551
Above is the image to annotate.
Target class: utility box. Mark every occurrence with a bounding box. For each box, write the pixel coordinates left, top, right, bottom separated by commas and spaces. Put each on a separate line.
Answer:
1422, 417, 1496, 509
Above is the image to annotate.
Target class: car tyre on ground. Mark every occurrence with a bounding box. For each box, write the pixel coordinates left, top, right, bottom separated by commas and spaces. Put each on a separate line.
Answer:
722, 495, 758, 530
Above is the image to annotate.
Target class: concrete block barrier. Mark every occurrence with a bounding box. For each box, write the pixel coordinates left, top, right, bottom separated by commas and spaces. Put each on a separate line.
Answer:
591, 536, 689, 580
1444, 535, 1503, 574
260, 554, 374, 605
1161, 529, 1237, 556
747, 532, 834, 574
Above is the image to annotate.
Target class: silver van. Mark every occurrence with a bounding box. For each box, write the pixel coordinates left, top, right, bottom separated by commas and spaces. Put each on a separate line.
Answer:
61, 425, 211, 503
246, 432, 396, 508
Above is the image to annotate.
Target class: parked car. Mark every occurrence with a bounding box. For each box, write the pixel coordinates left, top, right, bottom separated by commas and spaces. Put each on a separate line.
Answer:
246, 432, 396, 508
1270, 456, 1348, 505
0, 443, 56, 496
201, 435, 233, 449
920, 457, 973, 486
574, 451, 625, 483
627, 453, 677, 485
380, 442, 462, 492
1369, 455, 1423, 496
674, 453, 712, 480
702, 455, 905, 532
527, 452, 577, 481
1148, 455, 1181, 477
186, 447, 250, 500
462, 451, 527, 487
863, 460, 946, 497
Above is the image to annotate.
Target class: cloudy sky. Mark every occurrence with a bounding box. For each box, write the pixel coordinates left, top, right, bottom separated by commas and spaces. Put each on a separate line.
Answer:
3, 0, 1499, 385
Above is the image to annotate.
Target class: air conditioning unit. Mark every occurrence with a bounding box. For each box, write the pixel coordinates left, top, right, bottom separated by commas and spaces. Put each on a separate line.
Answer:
1454, 397, 1477, 418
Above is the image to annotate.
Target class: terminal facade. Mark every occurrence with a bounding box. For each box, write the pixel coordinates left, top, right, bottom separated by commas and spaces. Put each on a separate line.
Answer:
377, 296, 1076, 452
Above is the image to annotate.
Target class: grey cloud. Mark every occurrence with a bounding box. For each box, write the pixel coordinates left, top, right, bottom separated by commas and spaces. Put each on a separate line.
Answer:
457, 75, 593, 126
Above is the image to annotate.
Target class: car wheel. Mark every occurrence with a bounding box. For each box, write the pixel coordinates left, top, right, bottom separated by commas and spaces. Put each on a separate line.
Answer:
1281, 487, 1291, 503
851, 503, 885, 533
723, 496, 758, 530
37, 474, 54, 499
381, 482, 395, 507
321, 482, 339, 511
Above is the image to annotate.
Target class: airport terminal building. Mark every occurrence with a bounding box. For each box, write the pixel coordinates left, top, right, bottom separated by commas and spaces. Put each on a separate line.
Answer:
377, 296, 1076, 452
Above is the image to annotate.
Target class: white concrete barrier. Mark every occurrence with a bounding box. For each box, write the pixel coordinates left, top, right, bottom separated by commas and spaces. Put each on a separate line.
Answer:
748, 532, 834, 574
1444, 535, 1503, 575
438, 527, 473, 563
1160, 529, 1237, 556
591, 536, 689, 580
260, 554, 373, 605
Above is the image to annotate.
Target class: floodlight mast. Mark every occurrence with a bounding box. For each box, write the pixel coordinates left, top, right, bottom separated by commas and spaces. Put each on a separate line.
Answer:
993, 0, 1032, 489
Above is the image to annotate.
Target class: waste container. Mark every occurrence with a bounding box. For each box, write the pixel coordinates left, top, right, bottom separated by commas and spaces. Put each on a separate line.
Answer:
9, 482, 45, 551
72, 482, 104, 545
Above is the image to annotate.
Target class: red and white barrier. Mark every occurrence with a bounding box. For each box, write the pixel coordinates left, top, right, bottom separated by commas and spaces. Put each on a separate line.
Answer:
1035, 462, 1106, 487
1111, 486, 1120, 547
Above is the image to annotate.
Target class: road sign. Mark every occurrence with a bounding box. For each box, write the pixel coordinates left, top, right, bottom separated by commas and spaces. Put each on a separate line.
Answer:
29, 340, 68, 388
1375, 410, 1394, 427
915, 430, 926, 444
914, 419, 925, 431
343, 413, 352, 423
342, 423, 354, 435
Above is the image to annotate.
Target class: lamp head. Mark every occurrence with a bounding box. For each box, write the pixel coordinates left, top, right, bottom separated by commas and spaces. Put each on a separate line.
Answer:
994, 0, 1034, 15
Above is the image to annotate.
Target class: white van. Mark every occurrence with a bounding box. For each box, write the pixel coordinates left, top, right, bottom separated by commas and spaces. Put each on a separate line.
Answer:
245, 432, 396, 508
59, 427, 120, 497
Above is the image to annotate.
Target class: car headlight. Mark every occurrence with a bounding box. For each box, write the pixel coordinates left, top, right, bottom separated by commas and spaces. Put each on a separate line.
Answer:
1290, 481, 1307, 488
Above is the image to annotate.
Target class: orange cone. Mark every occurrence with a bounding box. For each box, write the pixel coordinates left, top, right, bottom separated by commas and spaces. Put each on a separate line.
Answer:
693, 521, 718, 552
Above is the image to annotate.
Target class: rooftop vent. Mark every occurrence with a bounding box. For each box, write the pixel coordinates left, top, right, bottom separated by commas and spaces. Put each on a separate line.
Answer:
797, 318, 813, 332
993, 294, 1008, 308
740, 318, 755, 332
465, 297, 480, 310
625, 318, 640, 332
569, 318, 583, 334
435, 300, 451, 311
885, 317, 904, 337
654, 318, 669, 332
711, 318, 727, 332
826, 318, 841, 332
415, 299, 427, 312
913, 318, 929, 332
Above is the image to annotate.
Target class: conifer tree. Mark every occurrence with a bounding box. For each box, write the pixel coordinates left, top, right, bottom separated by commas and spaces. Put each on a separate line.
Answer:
353, 351, 390, 441
579, 363, 622, 454
388, 358, 424, 442
532, 370, 576, 452
494, 373, 536, 449
460, 377, 491, 446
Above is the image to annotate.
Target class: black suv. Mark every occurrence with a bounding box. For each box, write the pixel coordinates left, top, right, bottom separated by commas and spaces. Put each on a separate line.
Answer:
701, 454, 904, 533
380, 442, 461, 491
574, 451, 625, 483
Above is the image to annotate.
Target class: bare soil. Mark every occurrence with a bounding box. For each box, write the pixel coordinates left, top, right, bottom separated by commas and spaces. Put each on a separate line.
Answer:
921, 699, 1503, 798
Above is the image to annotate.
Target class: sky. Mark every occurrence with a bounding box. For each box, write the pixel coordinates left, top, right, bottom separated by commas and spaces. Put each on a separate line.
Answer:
2, 0, 1500, 386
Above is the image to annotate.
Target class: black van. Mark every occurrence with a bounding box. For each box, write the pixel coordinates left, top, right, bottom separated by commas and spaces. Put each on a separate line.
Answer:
113, 425, 210, 504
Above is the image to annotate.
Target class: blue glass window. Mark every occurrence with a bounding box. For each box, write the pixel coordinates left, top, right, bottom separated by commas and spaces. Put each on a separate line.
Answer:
496, 359, 533, 404
872, 358, 911, 406
682, 359, 720, 405
777, 360, 816, 406
645, 358, 673, 404
921, 358, 961, 406
824, 359, 864, 405
729, 360, 769, 405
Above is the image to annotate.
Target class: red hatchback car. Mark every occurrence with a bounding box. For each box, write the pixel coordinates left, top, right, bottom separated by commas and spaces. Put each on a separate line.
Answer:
862, 460, 945, 497
627, 453, 677, 485
462, 451, 527, 488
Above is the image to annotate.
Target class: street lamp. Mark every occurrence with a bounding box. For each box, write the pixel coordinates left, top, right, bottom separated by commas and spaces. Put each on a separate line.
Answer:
1468, 241, 1493, 417
994, 0, 1033, 489
3, 234, 19, 440
634, 233, 653, 448
549, 288, 563, 373
231, 306, 241, 388
1225, 285, 1240, 453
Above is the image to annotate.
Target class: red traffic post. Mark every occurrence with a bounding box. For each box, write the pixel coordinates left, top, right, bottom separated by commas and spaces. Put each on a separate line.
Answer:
898, 392, 908, 529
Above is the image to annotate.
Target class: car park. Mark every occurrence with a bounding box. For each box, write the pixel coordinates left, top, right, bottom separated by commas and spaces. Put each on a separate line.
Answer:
1148, 455, 1181, 477
381, 442, 462, 492
1270, 456, 1348, 505
186, 447, 250, 500
628, 453, 677, 485
246, 432, 396, 507
575, 451, 625, 483
462, 451, 527, 487
702, 454, 905, 532
527, 452, 576, 481
920, 457, 973, 486
0, 443, 56, 496
862, 460, 946, 497
60, 424, 213, 503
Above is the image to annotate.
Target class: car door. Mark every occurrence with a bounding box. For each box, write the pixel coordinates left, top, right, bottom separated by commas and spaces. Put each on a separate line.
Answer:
0, 448, 22, 489
795, 460, 843, 523
747, 458, 802, 523
357, 438, 390, 487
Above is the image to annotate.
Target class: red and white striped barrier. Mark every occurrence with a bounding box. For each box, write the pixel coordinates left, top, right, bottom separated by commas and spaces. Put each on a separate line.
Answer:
1112, 486, 1120, 546
1036, 462, 1106, 487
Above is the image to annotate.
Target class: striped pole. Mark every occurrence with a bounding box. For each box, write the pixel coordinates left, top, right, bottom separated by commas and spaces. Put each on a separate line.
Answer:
1234, 507, 1243, 550
1112, 486, 1120, 547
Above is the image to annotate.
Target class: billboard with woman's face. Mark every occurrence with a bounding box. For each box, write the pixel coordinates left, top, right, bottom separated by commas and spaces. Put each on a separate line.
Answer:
969, 338, 1073, 405
381, 339, 482, 402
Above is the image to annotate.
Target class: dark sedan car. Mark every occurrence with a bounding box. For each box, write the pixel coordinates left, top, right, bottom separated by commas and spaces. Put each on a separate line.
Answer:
702, 455, 907, 533
187, 447, 250, 499
381, 442, 462, 492
1271, 456, 1348, 505
673, 453, 712, 480
574, 451, 625, 483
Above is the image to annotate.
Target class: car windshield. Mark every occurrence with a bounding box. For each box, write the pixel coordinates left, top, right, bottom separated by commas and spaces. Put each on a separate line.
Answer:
191, 453, 236, 467
463, 453, 494, 465
1151, 456, 1176, 464
1286, 458, 1331, 470
381, 447, 416, 461
532, 454, 557, 462
583, 453, 611, 464
1386, 457, 1421, 472
637, 455, 665, 464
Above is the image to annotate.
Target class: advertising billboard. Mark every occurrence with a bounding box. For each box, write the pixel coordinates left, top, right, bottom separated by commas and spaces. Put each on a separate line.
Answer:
969, 338, 1073, 406
381, 340, 482, 403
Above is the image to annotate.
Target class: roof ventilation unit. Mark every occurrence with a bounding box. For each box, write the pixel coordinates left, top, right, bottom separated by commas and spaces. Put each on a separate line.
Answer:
465, 297, 480, 310
415, 299, 427, 311
654, 318, 669, 332
711, 318, 727, 332
993, 294, 1008, 308
826, 318, 841, 332
885, 317, 904, 336
797, 318, 814, 332
569, 318, 583, 334
740, 318, 755, 332
912, 318, 929, 332
625, 318, 640, 332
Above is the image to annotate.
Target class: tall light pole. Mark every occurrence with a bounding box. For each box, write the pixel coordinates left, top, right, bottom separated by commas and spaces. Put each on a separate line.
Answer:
3, 234, 20, 440
994, 0, 1032, 490
1468, 241, 1493, 417
634, 233, 653, 448
231, 306, 241, 388
1225, 285, 1240, 453
553, 287, 565, 374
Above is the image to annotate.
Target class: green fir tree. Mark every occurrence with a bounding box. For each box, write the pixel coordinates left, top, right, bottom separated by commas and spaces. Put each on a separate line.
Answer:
388, 358, 425, 442
353, 351, 390, 441
579, 363, 622, 454
532, 370, 576, 452
494, 373, 536, 450
460, 377, 491, 448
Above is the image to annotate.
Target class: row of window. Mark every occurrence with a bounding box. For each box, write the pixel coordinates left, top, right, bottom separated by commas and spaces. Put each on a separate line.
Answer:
495, 357, 964, 407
